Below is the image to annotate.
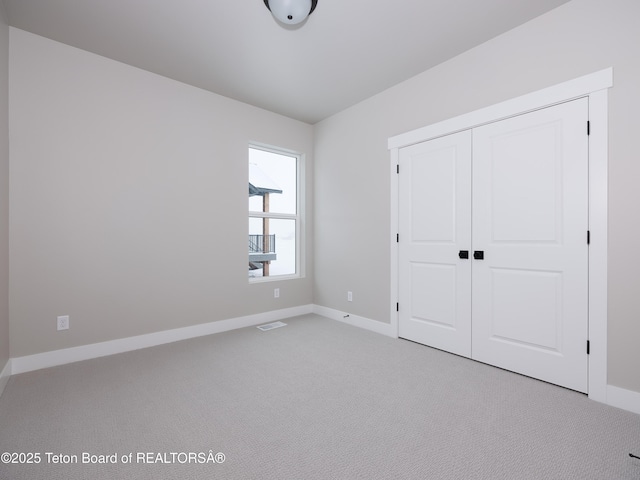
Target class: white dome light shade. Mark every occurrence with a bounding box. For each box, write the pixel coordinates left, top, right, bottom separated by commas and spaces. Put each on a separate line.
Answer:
264, 0, 317, 25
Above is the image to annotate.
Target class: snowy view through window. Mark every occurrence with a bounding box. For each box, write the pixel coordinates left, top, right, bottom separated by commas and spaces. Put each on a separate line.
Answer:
248, 147, 298, 279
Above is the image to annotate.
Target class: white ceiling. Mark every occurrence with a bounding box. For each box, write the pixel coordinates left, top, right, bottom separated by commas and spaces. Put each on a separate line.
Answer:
2, 0, 571, 124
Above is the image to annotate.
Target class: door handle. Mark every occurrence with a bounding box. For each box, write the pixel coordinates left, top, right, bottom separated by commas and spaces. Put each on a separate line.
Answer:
473, 250, 484, 260
458, 250, 469, 259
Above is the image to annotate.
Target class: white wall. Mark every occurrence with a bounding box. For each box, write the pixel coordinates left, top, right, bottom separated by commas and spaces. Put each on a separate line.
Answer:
9, 28, 314, 358
314, 0, 640, 394
0, 3, 11, 374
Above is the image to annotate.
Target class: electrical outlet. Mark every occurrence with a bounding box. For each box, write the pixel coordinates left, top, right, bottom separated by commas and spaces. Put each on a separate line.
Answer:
274, 288, 280, 298
347, 291, 353, 302
57, 315, 69, 331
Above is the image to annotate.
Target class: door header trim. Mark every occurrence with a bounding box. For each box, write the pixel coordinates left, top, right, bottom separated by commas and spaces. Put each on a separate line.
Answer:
388, 68, 612, 150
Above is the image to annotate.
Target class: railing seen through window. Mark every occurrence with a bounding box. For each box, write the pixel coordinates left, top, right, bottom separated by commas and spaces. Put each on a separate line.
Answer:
248, 234, 276, 254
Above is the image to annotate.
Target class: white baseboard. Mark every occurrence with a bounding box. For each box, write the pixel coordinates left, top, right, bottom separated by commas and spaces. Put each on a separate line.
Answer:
607, 385, 640, 416
312, 305, 396, 338
11, 305, 313, 375
0, 359, 11, 398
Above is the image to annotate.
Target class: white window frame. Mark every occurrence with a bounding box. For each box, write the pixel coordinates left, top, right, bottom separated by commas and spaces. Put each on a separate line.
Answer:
248, 143, 304, 283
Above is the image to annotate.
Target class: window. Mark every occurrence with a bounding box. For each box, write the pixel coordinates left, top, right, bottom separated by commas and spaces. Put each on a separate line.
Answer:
248, 145, 301, 280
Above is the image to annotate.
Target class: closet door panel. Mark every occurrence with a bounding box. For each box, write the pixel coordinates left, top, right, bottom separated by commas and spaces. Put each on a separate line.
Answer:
471, 98, 589, 393
398, 130, 472, 357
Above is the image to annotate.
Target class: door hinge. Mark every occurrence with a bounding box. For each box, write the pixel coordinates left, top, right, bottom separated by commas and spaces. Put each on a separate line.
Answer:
396, 302, 399, 312
397, 233, 399, 243
397, 164, 400, 174
587, 230, 591, 245
587, 340, 590, 355
587, 121, 590, 135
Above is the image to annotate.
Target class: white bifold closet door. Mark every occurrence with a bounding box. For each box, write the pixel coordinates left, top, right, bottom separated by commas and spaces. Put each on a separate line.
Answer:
399, 98, 589, 393
398, 130, 472, 357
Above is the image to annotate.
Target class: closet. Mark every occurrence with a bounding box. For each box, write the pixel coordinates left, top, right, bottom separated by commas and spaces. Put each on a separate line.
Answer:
398, 98, 589, 392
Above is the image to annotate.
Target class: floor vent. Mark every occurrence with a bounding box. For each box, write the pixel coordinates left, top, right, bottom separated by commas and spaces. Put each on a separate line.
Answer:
257, 321, 287, 331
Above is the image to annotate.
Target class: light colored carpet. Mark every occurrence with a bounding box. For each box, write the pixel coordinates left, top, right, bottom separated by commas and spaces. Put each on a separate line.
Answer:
0, 314, 638, 479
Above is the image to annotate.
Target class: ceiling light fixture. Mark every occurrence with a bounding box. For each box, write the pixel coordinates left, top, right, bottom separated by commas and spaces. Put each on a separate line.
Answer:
263, 0, 318, 26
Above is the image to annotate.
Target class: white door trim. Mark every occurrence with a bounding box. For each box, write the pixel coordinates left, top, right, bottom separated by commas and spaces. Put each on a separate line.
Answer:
388, 68, 612, 150
389, 68, 612, 404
